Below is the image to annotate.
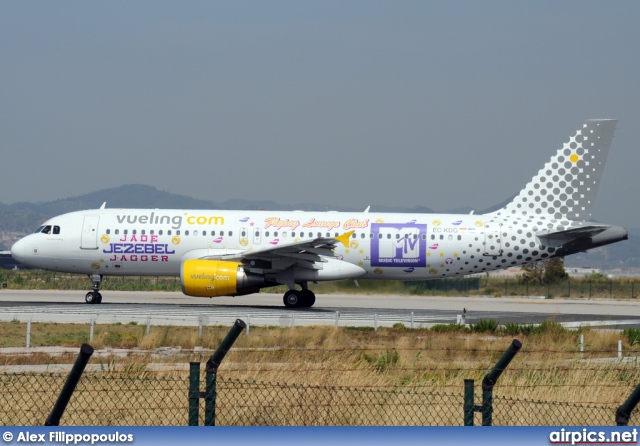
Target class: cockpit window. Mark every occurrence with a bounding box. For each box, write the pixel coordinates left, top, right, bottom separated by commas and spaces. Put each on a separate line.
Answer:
53, 226, 60, 235
41, 225, 52, 234
34, 226, 45, 234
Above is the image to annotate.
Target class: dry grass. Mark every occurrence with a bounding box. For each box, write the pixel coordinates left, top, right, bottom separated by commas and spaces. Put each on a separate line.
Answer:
2, 321, 639, 407
3, 321, 640, 425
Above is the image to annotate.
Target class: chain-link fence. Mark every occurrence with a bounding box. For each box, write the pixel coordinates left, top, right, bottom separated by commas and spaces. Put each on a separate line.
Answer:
1, 373, 635, 426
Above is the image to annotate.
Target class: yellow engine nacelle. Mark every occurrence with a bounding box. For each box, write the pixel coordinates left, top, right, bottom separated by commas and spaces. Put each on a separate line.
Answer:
180, 260, 264, 297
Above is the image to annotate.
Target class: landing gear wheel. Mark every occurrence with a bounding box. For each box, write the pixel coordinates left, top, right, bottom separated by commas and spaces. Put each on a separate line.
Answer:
86, 274, 103, 304
85, 292, 99, 304
283, 290, 301, 308
299, 289, 316, 307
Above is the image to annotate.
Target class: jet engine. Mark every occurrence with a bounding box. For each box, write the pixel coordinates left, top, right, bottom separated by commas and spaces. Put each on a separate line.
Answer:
180, 259, 265, 297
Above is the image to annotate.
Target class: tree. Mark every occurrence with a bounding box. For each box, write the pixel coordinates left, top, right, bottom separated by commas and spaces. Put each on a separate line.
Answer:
519, 257, 568, 285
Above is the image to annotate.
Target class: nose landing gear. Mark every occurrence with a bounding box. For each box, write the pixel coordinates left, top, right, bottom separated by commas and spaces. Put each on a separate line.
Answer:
85, 274, 103, 304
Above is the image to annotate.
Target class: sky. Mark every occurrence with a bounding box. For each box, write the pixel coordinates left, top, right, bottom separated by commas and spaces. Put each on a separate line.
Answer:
1, 1, 639, 228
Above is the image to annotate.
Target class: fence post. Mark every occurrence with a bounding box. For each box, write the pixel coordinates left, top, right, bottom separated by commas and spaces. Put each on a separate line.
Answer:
589, 279, 592, 298
464, 379, 475, 426
411, 312, 414, 329
374, 314, 378, 332
568, 279, 571, 298
189, 362, 201, 426
618, 340, 622, 359
45, 344, 94, 426
205, 319, 246, 426
481, 339, 522, 426
246, 315, 250, 335
90, 318, 95, 343
335, 311, 340, 328
146, 317, 151, 336
26, 317, 31, 349
616, 383, 640, 426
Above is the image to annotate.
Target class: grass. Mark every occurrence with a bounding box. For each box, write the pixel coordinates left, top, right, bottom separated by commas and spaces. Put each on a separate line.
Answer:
1, 320, 640, 406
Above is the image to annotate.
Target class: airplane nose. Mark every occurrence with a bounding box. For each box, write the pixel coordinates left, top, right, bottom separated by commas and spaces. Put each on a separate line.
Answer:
10, 238, 26, 263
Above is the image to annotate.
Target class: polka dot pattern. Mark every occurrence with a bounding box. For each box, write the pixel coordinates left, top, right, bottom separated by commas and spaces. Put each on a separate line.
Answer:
493, 120, 617, 222
440, 120, 617, 278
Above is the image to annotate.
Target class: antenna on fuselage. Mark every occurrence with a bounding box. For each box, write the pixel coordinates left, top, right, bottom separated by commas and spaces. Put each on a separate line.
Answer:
364, 206, 370, 213
99, 202, 106, 210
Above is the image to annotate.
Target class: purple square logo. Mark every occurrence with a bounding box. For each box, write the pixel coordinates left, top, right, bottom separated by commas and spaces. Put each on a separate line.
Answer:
370, 223, 427, 267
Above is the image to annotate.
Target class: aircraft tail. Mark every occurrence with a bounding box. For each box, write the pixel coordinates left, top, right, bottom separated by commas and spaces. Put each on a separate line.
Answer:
488, 119, 617, 222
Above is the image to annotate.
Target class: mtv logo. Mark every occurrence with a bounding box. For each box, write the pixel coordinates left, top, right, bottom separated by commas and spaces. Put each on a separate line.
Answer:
371, 223, 427, 267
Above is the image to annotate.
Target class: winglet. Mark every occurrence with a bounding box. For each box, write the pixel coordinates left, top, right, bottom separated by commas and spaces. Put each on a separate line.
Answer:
335, 230, 355, 247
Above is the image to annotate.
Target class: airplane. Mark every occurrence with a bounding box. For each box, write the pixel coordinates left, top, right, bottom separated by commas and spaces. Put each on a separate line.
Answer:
10, 119, 628, 308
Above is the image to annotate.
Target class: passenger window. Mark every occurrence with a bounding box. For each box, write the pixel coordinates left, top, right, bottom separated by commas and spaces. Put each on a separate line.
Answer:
185, 230, 190, 236
283, 232, 287, 237
132, 230, 137, 235
326, 233, 331, 238
176, 230, 180, 235
167, 230, 172, 235
387, 234, 391, 239
124, 229, 129, 235
106, 229, 111, 235
352, 233, 356, 239
291, 232, 295, 237
53, 226, 60, 235
413, 234, 417, 239
115, 229, 119, 235
274, 231, 278, 237
422, 234, 426, 240
457, 235, 462, 240
193, 230, 198, 236
242, 231, 246, 237
396, 234, 400, 239
317, 232, 321, 237
159, 230, 163, 235
202, 231, 206, 236
141, 230, 145, 235
378, 234, 382, 239
228, 231, 233, 236
265, 231, 270, 237
404, 234, 408, 239
255, 231, 259, 237
361, 233, 365, 239
150, 230, 154, 235
440, 235, 444, 240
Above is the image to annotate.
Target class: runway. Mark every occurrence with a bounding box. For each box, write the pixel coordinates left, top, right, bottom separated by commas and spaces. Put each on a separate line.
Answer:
1, 290, 640, 329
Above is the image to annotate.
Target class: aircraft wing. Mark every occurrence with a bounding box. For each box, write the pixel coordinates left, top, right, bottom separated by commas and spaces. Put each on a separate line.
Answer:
201, 231, 354, 272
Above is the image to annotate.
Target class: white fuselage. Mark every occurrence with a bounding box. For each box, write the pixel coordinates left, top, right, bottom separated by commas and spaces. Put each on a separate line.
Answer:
10, 207, 623, 281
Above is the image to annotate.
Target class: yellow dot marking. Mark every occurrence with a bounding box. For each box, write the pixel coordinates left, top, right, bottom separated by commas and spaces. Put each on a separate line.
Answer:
570, 153, 579, 163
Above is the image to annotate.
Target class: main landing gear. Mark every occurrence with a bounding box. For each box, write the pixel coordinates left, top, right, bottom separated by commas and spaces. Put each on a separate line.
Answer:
283, 288, 316, 308
85, 274, 103, 304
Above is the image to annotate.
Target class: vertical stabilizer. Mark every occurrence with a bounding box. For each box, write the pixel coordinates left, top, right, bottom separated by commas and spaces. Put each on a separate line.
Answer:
489, 119, 617, 222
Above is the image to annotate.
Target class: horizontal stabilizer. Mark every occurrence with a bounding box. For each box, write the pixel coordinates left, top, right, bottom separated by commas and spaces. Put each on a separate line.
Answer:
537, 225, 609, 247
